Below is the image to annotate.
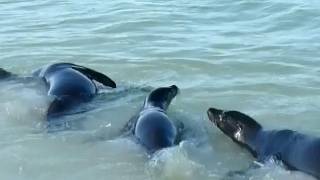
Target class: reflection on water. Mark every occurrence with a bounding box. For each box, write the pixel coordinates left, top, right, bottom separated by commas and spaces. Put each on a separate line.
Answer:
1, 0, 320, 179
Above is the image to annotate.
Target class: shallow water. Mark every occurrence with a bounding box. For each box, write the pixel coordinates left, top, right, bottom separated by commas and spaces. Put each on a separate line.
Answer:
1, 0, 320, 179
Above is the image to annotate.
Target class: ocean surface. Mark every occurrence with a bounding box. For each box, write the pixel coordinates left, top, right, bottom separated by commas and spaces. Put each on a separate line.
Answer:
1, 0, 320, 179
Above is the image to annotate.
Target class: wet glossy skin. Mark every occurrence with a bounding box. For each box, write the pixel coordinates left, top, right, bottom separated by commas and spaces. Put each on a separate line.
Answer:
135, 109, 177, 151
34, 63, 116, 118
207, 107, 320, 179
0, 68, 11, 79
132, 85, 179, 153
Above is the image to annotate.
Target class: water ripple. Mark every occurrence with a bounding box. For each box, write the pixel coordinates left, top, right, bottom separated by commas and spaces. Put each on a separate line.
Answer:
1, 0, 320, 179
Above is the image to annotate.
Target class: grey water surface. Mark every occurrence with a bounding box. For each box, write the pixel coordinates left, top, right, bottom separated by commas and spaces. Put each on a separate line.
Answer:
1, 0, 320, 179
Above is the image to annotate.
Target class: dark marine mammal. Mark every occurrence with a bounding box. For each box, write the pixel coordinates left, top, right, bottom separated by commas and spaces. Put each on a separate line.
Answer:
207, 107, 320, 179
34, 63, 116, 119
123, 85, 180, 152
0, 68, 12, 79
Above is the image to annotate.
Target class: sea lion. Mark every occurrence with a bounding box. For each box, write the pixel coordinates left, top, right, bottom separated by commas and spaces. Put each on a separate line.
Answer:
34, 63, 116, 119
0, 68, 12, 79
207, 107, 320, 179
123, 85, 180, 153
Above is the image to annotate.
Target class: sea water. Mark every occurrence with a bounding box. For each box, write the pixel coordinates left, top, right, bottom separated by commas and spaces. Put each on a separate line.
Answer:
1, 0, 320, 179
